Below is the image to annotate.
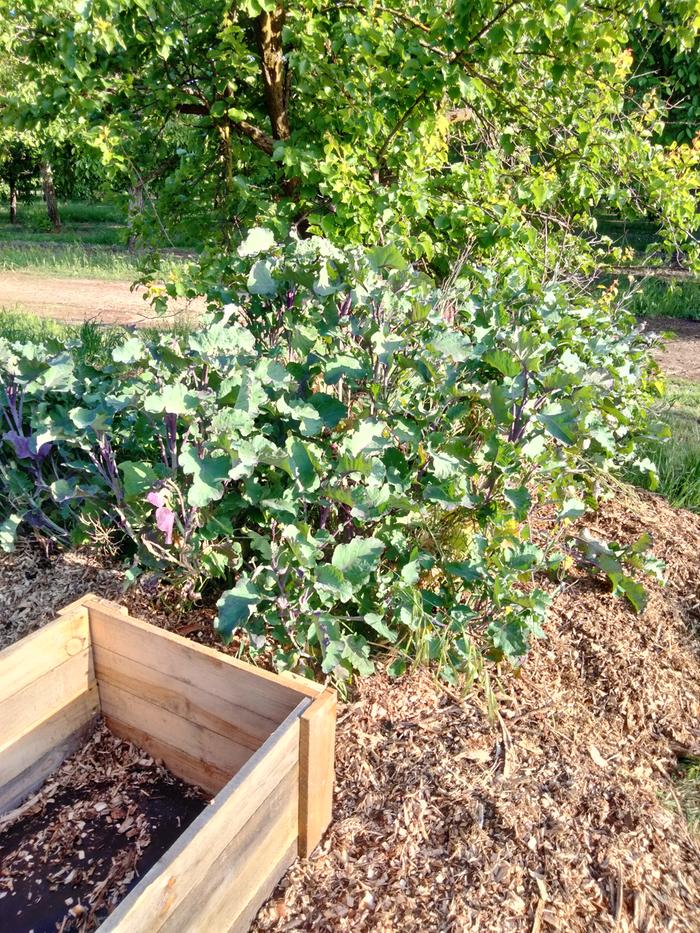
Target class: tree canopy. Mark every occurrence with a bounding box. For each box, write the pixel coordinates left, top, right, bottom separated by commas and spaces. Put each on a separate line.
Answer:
2, 1, 699, 275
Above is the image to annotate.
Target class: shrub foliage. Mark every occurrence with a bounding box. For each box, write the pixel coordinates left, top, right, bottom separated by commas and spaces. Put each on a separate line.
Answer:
0, 235, 661, 681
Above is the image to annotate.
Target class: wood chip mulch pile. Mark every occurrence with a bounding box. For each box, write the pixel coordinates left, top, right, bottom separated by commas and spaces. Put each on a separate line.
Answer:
0, 543, 123, 651
252, 491, 700, 932
2, 489, 700, 931
0, 722, 207, 932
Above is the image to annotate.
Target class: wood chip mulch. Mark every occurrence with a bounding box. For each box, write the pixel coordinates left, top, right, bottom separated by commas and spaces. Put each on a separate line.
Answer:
252, 491, 700, 932
0, 722, 208, 932
2, 489, 700, 931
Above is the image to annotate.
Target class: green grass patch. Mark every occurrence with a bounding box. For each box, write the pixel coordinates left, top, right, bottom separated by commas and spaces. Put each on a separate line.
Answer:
0, 243, 144, 279
0, 307, 74, 343
633, 379, 700, 512
0, 198, 128, 247
0, 309, 124, 362
595, 214, 661, 255
0, 307, 193, 365
669, 758, 700, 835
0, 243, 191, 280
626, 276, 700, 321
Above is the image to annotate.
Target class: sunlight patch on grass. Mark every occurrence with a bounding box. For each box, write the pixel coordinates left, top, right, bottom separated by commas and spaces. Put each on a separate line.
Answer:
626, 276, 700, 321
633, 379, 700, 512
0, 244, 144, 279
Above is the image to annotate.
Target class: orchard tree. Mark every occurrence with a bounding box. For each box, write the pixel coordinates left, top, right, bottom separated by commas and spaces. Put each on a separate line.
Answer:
632, 17, 700, 144
3, 1, 699, 275
0, 137, 38, 223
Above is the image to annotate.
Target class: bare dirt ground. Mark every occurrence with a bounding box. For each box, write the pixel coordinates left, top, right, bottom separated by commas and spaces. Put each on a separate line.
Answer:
0, 272, 202, 326
644, 317, 700, 382
2, 490, 700, 932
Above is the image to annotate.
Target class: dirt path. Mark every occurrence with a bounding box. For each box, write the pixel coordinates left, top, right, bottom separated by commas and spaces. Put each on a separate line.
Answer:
644, 316, 700, 382
0, 272, 202, 326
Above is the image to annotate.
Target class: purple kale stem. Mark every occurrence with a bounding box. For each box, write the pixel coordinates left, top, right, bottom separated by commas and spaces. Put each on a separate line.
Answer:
165, 412, 178, 470
2, 378, 23, 434
93, 433, 123, 501
338, 293, 352, 318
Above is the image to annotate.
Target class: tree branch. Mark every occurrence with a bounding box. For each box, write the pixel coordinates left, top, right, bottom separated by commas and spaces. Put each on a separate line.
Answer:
234, 119, 276, 155
174, 103, 275, 155
375, 0, 526, 165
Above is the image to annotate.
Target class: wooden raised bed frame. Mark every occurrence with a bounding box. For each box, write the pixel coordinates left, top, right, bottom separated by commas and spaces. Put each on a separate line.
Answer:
0, 594, 336, 932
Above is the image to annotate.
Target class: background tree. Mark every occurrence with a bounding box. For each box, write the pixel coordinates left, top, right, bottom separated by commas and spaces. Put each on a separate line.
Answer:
2, 0, 698, 277
0, 137, 39, 223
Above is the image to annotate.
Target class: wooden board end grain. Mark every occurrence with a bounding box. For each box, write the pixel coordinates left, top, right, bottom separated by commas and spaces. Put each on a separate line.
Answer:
298, 687, 337, 857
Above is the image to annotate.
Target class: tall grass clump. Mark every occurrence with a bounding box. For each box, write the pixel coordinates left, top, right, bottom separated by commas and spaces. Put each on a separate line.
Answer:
634, 380, 700, 511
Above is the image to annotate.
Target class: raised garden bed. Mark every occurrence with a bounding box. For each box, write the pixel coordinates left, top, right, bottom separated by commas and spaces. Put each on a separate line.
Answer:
0, 594, 336, 932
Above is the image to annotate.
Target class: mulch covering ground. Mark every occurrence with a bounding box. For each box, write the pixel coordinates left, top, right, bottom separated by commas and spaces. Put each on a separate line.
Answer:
1, 489, 699, 931
0, 722, 207, 932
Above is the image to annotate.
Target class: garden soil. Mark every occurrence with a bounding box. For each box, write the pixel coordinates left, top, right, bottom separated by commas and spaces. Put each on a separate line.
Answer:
1, 490, 699, 932
0, 723, 207, 932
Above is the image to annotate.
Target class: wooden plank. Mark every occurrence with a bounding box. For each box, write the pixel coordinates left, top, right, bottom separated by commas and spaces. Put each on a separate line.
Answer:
104, 716, 228, 796
226, 838, 297, 933
298, 687, 337, 857
93, 643, 269, 751
160, 765, 298, 932
0, 608, 90, 703
0, 648, 93, 749
71, 592, 323, 696
100, 700, 309, 933
0, 719, 96, 816
88, 605, 314, 737
0, 687, 99, 813
98, 681, 252, 782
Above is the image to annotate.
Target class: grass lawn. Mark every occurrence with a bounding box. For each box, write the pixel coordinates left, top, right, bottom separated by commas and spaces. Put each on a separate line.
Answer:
0, 198, 201, 278
630, 379, 700, 513
0, 243, 147, 279
671, 758, 700, 834
0, 199, 128, 246
0, 197, 204, 251
626, 276, 700, 321
651, 380, 700, 511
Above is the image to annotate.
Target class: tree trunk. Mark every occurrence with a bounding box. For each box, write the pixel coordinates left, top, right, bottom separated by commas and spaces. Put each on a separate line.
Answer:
257, 5, 290, 142
9, 181, 17, 224
257, 5, 298, 197
127, 179, 145, 251
40, 161, 61, 232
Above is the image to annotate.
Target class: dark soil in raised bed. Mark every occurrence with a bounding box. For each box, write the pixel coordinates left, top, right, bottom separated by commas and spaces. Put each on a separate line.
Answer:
0, 721, 209, 932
